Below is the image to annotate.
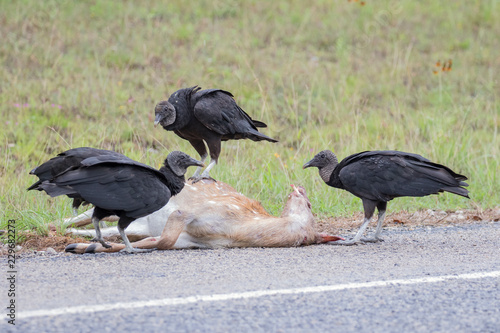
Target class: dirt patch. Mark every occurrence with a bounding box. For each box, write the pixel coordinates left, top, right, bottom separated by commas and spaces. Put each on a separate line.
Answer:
316, 208, 500, 235
18, 233, 89, 253
1, 208, 499, 255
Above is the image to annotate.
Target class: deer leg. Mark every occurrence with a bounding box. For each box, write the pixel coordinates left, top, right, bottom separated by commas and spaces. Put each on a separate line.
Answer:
61, 208, 94, 228
157, 210, 192, 250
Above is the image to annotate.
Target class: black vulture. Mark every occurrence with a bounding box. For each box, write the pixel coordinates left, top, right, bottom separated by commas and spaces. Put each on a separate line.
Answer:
28, 147, 127, 215
154, 86, 278, 181
32, 151, 203, 253
303, 150, 469, 245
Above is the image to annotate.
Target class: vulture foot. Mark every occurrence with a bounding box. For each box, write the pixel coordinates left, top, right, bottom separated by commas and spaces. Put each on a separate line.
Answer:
328, 239, 366, 246
361, 237, 384, 243
189, 176, 217, 184
91, 237, 112, 248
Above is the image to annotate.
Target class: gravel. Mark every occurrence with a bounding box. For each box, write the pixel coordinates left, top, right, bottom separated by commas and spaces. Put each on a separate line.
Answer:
3, 222, 499, 332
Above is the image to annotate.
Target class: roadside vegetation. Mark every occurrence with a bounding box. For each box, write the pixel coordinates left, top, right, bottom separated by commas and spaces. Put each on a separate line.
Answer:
1, 0, 498, 240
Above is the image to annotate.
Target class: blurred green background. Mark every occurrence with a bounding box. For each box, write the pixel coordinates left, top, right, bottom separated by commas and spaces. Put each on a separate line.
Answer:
1, 0, 498, 234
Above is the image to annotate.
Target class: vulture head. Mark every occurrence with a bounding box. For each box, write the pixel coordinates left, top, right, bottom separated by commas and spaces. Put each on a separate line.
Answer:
302, 150, 339, 170
165, 151, 204, 177
154, 101, 176, 128
303, 150, 339, 184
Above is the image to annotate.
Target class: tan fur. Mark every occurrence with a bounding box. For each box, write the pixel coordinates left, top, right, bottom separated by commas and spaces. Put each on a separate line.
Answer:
65, 180, 342, 253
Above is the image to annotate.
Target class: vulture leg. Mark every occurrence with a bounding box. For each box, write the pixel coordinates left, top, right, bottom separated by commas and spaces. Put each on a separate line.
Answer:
362, 202, 387, 243
118, 225, 153, 253
192, 138, 219, 182
190, 153, 208, 180
72, 198, 83, 216
188, 139, 208, 181
330, 199, 376, 246
200, 158, 217, 179
90, 216, 111, 248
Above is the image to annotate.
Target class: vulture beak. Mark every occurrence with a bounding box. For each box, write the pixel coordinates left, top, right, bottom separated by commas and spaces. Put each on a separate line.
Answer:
302, 159, 314, 169
193, 159, 205, 168
186, 156, 205, 168
154, 114, 163, 128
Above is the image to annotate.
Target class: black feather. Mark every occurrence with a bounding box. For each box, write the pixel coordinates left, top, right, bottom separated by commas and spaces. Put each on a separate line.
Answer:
27, 147, 127, 211
155, 86, 278, 180
304, 150, 470, 243
30, 149, 202, 252
329, 150, 469, 201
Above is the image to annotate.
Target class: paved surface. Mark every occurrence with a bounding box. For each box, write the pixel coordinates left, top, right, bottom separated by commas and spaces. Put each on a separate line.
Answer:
2, 222, 499, 332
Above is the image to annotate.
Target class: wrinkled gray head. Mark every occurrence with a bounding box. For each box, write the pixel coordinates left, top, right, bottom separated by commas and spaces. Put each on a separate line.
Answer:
165, 151, 204, 177
303, 150, 338, 169
303, 150, 338, 183
154, 101, 176, 128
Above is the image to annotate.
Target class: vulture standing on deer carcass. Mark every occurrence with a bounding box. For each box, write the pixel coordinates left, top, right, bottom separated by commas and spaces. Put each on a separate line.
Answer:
30, 150, 203, 253
28, 147, 127, 215
154, 86, 278, 182
303, 150, 469, 245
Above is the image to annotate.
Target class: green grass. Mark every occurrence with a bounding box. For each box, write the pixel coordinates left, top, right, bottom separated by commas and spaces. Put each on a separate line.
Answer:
1, 0, 498, 236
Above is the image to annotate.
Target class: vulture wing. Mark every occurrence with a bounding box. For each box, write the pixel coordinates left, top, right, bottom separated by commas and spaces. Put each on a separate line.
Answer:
80, 155, 165, 179
192, 89, 260, 136
28, 147, 125, 190
338, 151, 469, 202
40, 164, 172, 218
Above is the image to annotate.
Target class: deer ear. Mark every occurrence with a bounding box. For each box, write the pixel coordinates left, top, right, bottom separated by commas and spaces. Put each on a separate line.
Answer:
318, 234, 345, 243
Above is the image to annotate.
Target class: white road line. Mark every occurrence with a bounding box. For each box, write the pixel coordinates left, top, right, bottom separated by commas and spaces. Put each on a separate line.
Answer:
19, 270, 500, 319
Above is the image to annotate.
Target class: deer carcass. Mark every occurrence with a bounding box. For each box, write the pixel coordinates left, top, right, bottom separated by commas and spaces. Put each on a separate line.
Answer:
64, 179, 343, 253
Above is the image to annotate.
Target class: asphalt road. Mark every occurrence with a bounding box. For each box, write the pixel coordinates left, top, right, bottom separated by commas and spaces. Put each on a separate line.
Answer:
3, 222, 500, 332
